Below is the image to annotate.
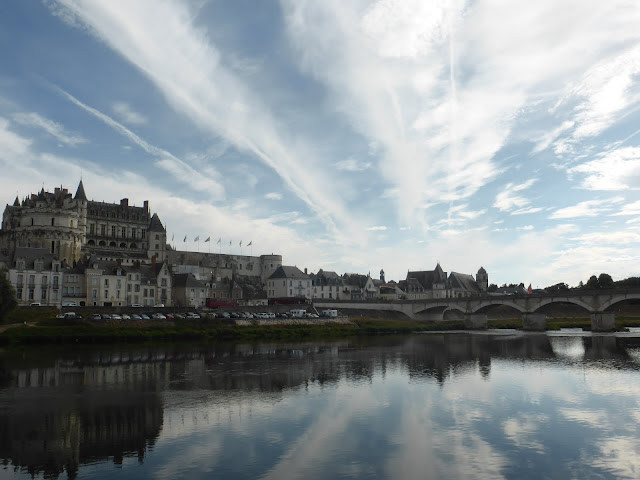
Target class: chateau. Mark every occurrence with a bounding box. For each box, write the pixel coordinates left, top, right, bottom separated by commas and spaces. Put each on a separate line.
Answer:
0, 181, 282, 307
0, 180, 487, 309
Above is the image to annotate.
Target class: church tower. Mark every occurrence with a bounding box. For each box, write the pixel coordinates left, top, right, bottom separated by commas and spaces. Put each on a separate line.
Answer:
476, 266, 488, 292
380, 268, 385, 284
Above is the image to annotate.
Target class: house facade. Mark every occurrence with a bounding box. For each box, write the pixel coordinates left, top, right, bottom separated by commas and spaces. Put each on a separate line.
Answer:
266, 266, 312, 300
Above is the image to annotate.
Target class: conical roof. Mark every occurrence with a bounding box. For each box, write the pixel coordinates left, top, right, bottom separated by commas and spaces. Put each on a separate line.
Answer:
13, 196, 19, 207
148, 213, 165, 232
74, 180, 87, 201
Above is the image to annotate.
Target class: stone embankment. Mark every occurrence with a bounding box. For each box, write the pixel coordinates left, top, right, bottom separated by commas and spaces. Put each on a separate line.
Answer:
235, 317, 354, 326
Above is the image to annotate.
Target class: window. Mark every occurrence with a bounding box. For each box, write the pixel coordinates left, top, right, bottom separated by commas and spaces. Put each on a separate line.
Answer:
17, 261, 24, 271
92, 277, 98, 287
75, 287, 80, 295
92, 290, 97, 299
141, 229, 146, 239
35, 262, 43, 272
155, 244, 159, 249
100, 224, 106, 236
289, 289, 292, 295
90, 224, 95, 234
150, 289, 154, 297
16, 288, 22, 299
143, 288, 148, 297
17, 274, 23, 286
111, 225, 116, 237
127, 284, 131, 292
121, 227, 126, 238
162, 288, 166, 298
116, 279, 121, 289
41, 289, 47, 300
116, 291, 120, 299
127, 274, 131, 280
53, 263, 59, 273
51, 218, 55, 226
132, 228, 136, 239
28, 275, 35, 287
155, 234, 159, 240
63, 287, 68, 295
135, 284, 140, 292
42, 276, 48, 287
161, 278, 167, 286
104, 279, 109, 287
104, 290, 108, 298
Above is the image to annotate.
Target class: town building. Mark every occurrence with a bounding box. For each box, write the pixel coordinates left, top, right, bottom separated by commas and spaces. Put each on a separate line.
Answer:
266, 266, 312, 300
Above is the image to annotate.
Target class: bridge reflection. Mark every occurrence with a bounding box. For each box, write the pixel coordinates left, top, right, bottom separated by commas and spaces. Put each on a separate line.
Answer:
2, 335, 640, 477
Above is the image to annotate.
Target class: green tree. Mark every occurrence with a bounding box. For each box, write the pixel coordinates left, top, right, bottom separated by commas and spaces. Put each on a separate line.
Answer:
598, 273, 614, 289
487, 284, 498, 292
586, 275, 599, 289
0, 268, 18, 323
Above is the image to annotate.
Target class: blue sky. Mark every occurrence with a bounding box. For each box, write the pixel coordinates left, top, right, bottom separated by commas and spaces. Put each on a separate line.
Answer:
2, 0, 640, 288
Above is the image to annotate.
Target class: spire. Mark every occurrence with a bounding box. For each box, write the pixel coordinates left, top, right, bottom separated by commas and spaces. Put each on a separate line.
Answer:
13, 196, 19, 207
149, 213, 165, 232
74, 179, 87, 201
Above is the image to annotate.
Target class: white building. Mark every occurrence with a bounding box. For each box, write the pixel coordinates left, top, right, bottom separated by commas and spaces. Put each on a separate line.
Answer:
266, 266, 312, 300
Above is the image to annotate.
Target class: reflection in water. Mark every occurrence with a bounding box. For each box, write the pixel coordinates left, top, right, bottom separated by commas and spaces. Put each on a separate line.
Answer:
1, 333, 640, 479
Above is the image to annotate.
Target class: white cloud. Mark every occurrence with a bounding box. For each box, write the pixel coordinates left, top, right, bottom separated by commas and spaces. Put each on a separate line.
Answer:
112, 101, 147, 125
511, 207, 543, 216
517, 225, 534, 231
56, 87, 226, 198
265, 192, 283, 200
366, 225, 387, 231
550, 197, 624, 219
493, 179, 537, 212
568, 147, 640, 190
333, 157, 372, 172
12, 112, 86, 146
612, 200, 640, 216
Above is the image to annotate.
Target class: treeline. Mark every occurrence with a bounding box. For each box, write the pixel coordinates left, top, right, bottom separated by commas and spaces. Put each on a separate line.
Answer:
545, 274, 640, 292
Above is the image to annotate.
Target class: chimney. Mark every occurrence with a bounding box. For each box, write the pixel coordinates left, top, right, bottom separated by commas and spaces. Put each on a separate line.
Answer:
304, 267, 307, 274
120, 198, 129, 208
152, 255, 156, 270
144, 200, 149, 212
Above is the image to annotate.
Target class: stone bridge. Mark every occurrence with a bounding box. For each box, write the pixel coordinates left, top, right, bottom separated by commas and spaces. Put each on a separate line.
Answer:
314, 290, 640, 331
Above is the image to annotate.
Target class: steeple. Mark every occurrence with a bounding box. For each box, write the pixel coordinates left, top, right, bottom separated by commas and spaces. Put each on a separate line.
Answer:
13, 196, 19, 207
74, 179, 87, 201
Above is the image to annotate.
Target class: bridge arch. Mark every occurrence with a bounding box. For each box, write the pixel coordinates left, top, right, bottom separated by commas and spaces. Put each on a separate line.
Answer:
600, 293, 640, 312
531, 297, 593, 313
471, 300, 525, 314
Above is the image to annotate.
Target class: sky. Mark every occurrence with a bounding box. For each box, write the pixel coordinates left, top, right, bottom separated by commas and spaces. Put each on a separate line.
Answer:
1, 0, 640, 288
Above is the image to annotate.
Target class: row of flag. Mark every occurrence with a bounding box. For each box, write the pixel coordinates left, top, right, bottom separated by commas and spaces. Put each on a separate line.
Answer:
171, 234, 251, 247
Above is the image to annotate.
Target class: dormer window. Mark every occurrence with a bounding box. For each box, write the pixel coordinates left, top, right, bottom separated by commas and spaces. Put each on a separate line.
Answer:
35, 262, 43, 272
17, 261, 25, 271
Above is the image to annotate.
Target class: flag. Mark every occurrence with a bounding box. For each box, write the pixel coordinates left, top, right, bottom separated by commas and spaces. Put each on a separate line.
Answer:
239, 240, 242, 247
205, 236, 210, 242
247, 241, 252, 246
217, 238, 221, 244
183, 235, 187, 242
527, 284, 533, 295
229, 240, 232, 246
194, 235, 199, 242
171, 234, 174, 241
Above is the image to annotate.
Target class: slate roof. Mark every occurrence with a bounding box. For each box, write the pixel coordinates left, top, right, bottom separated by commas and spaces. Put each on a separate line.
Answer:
75, 180, 87, 201
448, 272, 481, 293
173, 273, 206, 289
268, 265, 309, 280
407, 264, 447, 289
12, 247, 57, 269
148, 213, 165, 232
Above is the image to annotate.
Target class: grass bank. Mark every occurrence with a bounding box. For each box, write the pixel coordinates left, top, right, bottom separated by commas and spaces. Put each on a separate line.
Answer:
2, 316, 639, 346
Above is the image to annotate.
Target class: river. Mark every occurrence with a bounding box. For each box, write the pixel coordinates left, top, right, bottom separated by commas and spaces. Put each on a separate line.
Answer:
1, 331, 640, 479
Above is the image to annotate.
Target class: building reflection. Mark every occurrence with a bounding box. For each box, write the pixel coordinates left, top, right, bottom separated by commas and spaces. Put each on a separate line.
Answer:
2, 333, 640, 477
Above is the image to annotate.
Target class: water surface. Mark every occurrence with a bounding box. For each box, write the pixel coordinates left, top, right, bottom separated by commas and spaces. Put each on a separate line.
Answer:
2, 332, 640, 479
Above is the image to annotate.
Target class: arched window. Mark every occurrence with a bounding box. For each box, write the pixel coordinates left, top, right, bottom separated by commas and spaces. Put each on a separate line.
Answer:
120, 242, 126, 248
109, 241, 117, 247
98, 240, 106, 247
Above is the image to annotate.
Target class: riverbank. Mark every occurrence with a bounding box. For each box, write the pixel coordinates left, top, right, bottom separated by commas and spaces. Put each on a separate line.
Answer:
2, 315, 640, 346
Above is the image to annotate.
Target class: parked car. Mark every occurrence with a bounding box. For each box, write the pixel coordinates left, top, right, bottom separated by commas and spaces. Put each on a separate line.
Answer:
121, 314, 131, 320
62, 301, 78, 307
154, 304, 165, 308
111, 314, 122, 320
101, 314, 112, 320
131, 304, 143, 308
91, 314, 102, 321
152, 313, 166, 320
140, 314, 150, 320
186, 312, 200, 319
165, 313, 174, 320
175, 313, 186, 319
131, 314, 142, 320
29, 302, 41, 307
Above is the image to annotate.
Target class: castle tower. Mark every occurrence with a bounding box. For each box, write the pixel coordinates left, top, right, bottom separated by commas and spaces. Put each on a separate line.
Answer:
380, 268, 385, 284
476, 266, 488, 291
147, 213, 167, 262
